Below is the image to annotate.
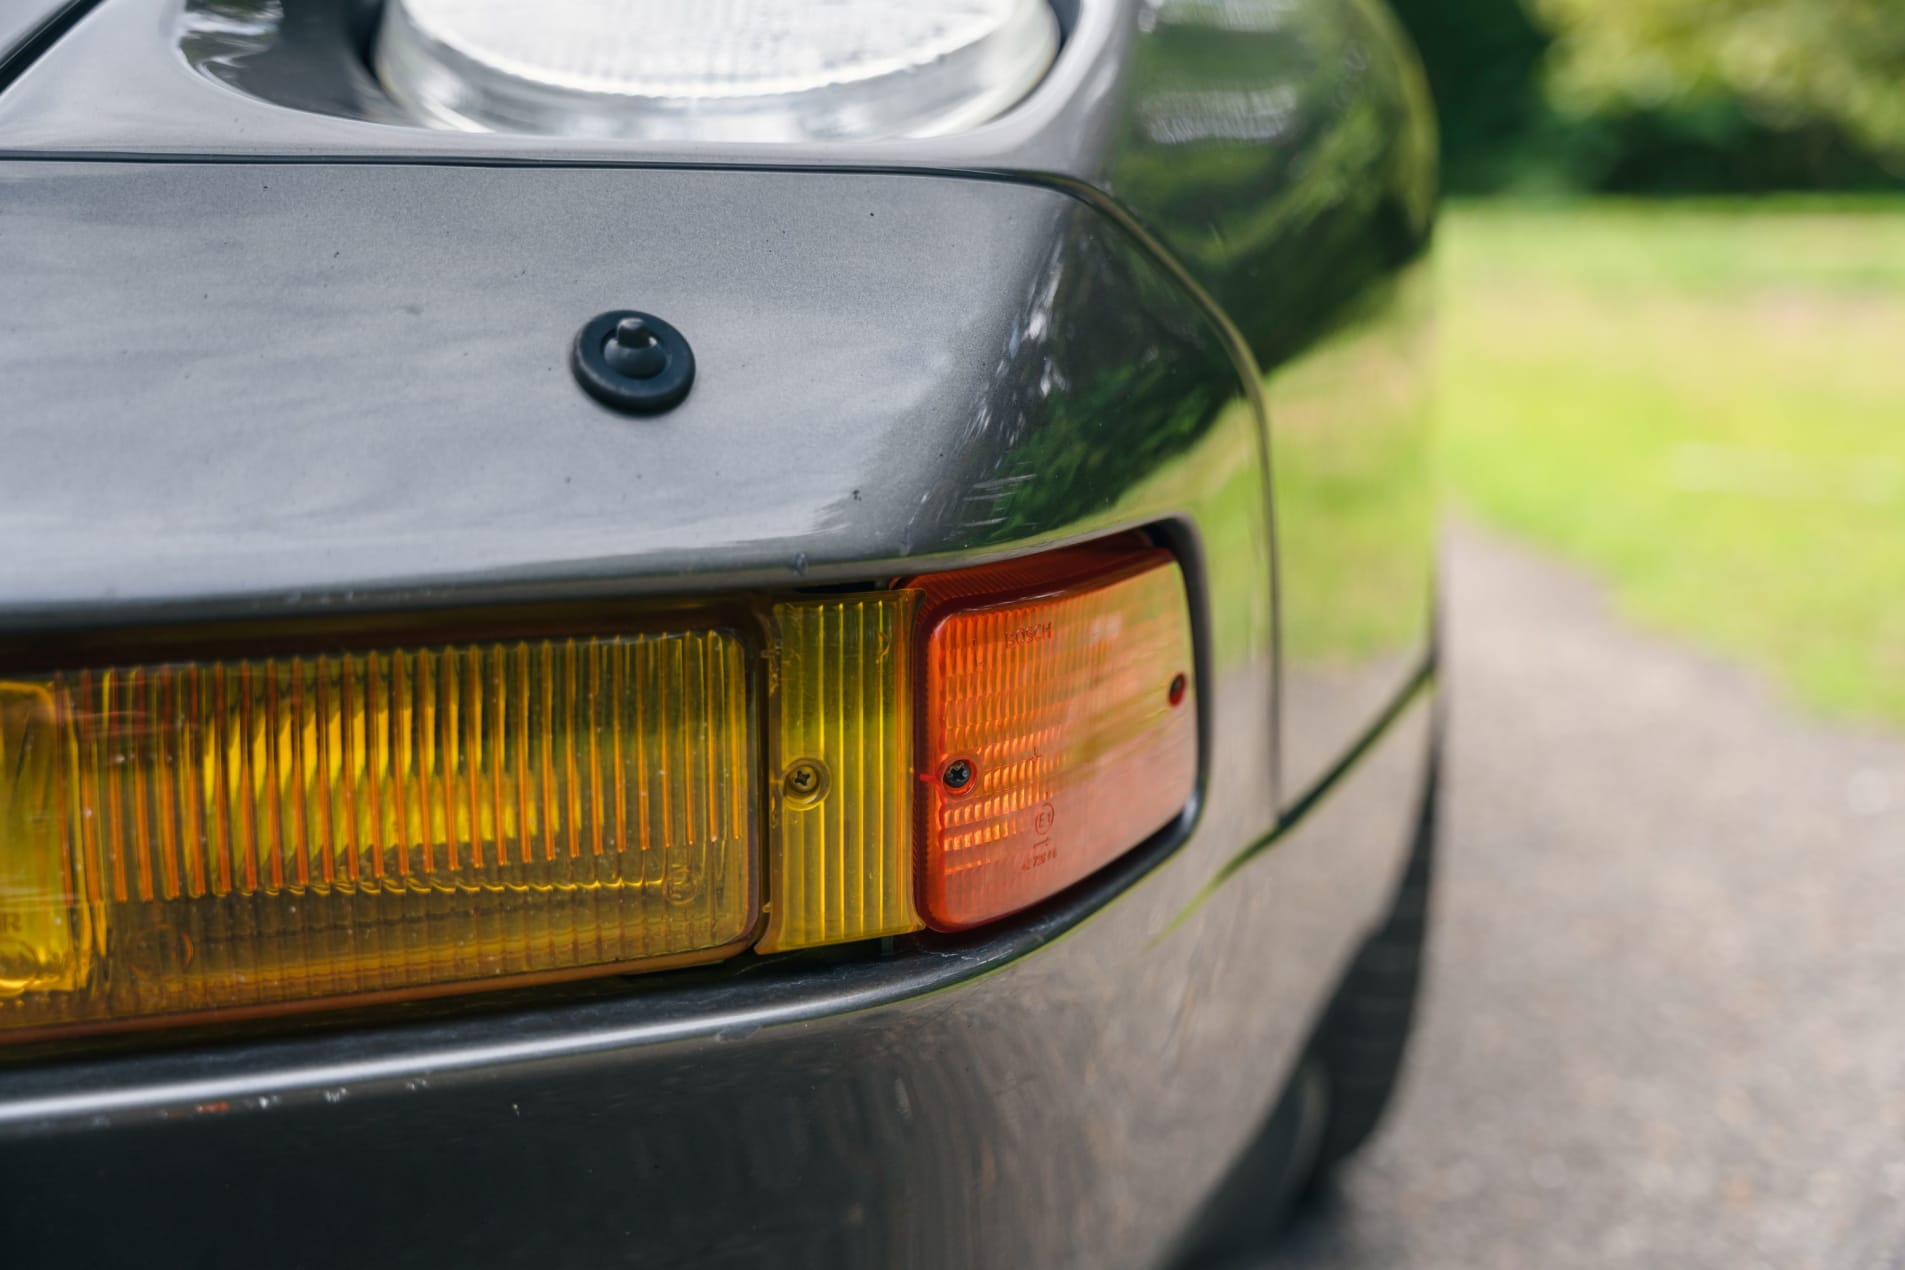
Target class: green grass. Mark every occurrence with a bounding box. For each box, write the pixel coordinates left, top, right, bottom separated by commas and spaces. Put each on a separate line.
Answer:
1441, 199, 1905, 726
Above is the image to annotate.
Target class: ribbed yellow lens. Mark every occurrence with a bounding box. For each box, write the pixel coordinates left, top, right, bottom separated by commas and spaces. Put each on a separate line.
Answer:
757, 595, 922, 953
0, 630, 757, 1038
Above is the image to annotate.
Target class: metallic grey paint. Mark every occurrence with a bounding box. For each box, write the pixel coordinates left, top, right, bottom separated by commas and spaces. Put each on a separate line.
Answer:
0, 166, 1255, 624
1100, 0, 1439, 801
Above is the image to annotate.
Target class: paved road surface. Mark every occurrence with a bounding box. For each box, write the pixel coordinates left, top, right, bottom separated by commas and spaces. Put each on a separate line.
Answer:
1264, 527, 1905, 1270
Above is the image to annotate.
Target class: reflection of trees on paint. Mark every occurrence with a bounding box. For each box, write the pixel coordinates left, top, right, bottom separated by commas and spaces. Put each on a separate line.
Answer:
1111, 0, 1437, 375
1270, 266, 1436, 661
942, 208, 1241, 551
1105, 0, 1439, 663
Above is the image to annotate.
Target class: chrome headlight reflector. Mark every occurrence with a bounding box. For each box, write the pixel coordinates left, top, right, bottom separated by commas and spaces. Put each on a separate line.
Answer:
375, 0, 1061, 141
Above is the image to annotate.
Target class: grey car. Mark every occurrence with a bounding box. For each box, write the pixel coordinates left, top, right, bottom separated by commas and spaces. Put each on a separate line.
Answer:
0, 1, 1439, 1265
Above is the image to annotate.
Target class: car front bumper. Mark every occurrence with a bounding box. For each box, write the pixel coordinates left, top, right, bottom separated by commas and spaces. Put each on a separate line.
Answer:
0, 680, 1430, 1269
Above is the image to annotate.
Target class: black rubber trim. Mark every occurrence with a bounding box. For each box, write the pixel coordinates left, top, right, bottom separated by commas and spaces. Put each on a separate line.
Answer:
0, 0, 103, 94
570, 309, 696, 415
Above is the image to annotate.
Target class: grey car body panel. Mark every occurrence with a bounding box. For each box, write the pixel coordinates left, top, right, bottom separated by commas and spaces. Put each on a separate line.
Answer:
0, 1, 1437, 1264
0, 165, 1249, 626
0, 0, 76, 70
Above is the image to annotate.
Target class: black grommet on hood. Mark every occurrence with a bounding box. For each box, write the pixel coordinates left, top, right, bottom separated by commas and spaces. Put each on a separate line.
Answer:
571, 310, 695, 415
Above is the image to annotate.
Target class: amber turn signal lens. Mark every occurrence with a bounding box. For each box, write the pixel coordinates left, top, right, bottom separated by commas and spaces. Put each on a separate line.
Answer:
911, 541, 1197, 931
0, 630, 757, 1039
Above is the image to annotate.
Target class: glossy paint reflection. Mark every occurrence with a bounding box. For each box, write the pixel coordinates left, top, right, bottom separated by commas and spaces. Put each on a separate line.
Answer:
0, 1, 71, 68
0, 164, 1253, 633
1271, 262, 1437, 791
1110, 0, 1436, 367
1111, 0, 1440, 800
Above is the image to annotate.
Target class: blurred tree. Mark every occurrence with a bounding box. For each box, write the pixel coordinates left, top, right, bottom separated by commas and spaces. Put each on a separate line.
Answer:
1382, 0, 1553, 191
1385, 0, 1905, 192
1537, 0, 1905, 166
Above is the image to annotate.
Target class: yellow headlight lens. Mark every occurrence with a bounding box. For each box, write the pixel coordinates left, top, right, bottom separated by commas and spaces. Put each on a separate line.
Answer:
758, 594, 923, 952
0, 629, 757, 1038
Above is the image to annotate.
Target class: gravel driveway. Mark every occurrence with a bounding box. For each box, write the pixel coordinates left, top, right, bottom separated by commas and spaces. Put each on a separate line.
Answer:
1265, 526, 1905, 1270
